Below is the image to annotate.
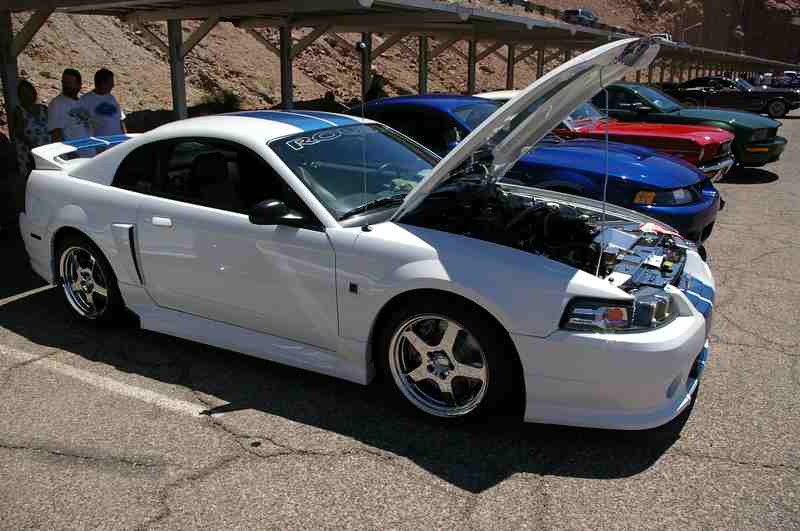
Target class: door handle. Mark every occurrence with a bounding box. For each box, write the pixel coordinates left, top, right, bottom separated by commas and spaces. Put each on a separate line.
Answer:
151, 216, 173, 228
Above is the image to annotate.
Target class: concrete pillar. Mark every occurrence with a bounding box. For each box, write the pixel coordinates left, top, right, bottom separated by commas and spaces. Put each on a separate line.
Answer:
418, 36, 428, 94
467, 40, 477, 95
279, 25, 293, 109
167, 20, 187, 120
360, 32, 372, 102
1, 10, 18, 137
505, 43, 515, 90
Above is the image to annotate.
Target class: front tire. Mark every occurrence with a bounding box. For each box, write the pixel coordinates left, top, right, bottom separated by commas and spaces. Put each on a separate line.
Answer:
56, 235, 124, 324
767, 99, 788, 118
377, 295, 514, 421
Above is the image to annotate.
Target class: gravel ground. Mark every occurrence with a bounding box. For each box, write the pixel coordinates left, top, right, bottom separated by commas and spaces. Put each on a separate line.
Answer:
0, 119, 798, 530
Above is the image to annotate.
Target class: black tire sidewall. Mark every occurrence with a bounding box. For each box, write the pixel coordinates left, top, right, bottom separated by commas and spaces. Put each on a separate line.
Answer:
56, 235, 123, 324
768, 100, 787, 118
376, 294, 515, 421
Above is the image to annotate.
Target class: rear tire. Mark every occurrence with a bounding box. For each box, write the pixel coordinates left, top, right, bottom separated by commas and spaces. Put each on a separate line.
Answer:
376, 294, 515, 421
767, 99, 788, 118
56, 235, 124, 324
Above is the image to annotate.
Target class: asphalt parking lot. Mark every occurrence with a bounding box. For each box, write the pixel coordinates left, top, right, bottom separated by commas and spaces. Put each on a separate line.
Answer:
1, 122, 799, 531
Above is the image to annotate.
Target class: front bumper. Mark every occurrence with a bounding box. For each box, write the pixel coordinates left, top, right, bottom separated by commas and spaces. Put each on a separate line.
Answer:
513, 255, 714, 430
630, 189, 721, 242
736, 135, 787, 167
699, 156, 735, 182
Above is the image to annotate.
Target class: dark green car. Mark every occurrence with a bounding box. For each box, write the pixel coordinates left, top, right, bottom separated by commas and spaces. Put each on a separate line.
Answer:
594, 83, 787, 167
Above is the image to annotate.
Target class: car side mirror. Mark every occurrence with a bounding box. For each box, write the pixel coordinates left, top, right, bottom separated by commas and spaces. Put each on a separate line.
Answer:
249, 199, 305, 226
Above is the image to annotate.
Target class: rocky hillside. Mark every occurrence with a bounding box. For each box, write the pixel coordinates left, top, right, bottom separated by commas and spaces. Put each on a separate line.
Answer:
0, 1, 794, 136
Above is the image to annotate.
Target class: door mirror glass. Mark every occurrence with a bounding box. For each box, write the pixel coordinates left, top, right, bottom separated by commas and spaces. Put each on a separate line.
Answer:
249, 199, 305, 226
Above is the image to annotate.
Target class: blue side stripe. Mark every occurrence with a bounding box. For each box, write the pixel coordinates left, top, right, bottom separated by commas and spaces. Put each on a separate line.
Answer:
62, 134, 132, 150
286, 111, 359, 127
687, 277, 715, 302
685, 292, 712, 320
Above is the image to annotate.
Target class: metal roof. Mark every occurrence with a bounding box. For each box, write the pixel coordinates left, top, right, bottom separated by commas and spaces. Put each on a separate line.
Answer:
4, 0, 796, 69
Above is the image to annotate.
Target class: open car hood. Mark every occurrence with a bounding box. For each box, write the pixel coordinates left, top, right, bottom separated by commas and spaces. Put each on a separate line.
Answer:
392, 37, 660, 221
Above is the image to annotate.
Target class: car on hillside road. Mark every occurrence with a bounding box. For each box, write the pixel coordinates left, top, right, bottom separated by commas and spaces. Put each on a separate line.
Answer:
478, 90, 735, 180
20, 38, 713, 431
595, 83, 788, 167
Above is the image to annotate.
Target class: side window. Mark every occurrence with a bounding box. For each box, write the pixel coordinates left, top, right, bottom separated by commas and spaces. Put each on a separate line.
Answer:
112, 144, 157, 193
413, 110, 460, 156
368, 108, 424, 143
159, 139, 315, 221
601, 87, 641, 110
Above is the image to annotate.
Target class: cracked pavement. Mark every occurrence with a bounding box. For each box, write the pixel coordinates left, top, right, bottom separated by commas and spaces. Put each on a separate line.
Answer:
1, 122, 800, 530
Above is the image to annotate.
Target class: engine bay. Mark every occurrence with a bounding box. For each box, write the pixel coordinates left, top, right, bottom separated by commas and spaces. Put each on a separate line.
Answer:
402, 178, 689, 291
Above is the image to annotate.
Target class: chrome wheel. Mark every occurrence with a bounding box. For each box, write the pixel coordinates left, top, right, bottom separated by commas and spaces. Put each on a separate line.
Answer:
388, 314, 489, 417
59, 245, 110, 319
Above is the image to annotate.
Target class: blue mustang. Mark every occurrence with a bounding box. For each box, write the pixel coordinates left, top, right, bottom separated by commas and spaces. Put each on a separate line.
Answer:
352, 95, 722, 242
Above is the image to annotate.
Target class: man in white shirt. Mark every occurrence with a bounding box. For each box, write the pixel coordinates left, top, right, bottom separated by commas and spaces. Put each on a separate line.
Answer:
80, 68, 126, 137
48, 68, 93, 142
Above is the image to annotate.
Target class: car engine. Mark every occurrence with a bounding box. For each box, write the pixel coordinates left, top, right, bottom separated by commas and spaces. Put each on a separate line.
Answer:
403, 177, 688, 291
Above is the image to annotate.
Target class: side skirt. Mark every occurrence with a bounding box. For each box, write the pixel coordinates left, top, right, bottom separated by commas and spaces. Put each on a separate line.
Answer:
120, 284, 370, 385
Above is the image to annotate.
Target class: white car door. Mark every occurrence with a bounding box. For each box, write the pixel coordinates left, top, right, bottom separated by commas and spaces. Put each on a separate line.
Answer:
134, 138, 339, 352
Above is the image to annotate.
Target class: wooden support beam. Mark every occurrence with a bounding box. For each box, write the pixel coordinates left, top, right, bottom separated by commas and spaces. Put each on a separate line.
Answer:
371, 32, 406, 60
467, 39, 476, 94
543, 49, 561, 64
536, 47, 544, 78
181, 16, 218, 58
506, 44, 515, 89
418, 35, 428, 94
131, 21, 168, 54
290, 25, 330, 59
279, 25, 293, 109
1, 10, 17, 138
429, 35, 460, 60
245, 28, 279, 57
475, 41, 503, 63
329, 32, 360, 58
360, 32, 371, 101
13, 8, 52, 57
167, 19, 187, 120
513, 46, 538, 65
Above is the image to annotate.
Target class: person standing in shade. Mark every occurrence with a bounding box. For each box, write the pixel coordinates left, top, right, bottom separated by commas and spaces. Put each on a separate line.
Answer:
81, 68, 126, 137
48, 68, 93, 143
13, 80, 49, 178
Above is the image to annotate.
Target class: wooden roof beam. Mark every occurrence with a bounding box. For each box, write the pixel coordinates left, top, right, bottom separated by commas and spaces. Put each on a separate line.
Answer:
290, 25, 330, 59
371, 32, 408, 60
123, 0, 374, 23
130, 21, 168, 54
245, 27, 279, 57
12, 8, 53, 56
475, 41, 504, 62
181, 16, 219, 58
429, 35, 460, 59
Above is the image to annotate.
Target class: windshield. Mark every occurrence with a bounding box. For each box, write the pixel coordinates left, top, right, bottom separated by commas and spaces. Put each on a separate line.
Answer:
736, 79, 754, 90
564, 102, 604, 126
630, 85, 682, 112
270, 124, 437, 220
453, 102, 501, 129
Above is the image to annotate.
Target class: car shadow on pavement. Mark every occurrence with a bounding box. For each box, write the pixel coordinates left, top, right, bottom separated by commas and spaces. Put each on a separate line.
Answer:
0, 231, 689, 494
720, 167, 779, 184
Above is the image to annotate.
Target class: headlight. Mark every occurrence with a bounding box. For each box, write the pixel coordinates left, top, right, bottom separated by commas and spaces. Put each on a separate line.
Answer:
633, 187, 694, 205
562, 290, 674, 333
750, 129, 769, 142
561, 299, 634, 332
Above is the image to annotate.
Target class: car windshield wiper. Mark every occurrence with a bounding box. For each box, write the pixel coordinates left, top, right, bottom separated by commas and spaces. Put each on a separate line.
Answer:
338, 193, 407, 220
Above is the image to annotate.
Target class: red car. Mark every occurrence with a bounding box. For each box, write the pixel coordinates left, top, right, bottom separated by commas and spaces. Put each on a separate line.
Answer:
478, 92, 736, 181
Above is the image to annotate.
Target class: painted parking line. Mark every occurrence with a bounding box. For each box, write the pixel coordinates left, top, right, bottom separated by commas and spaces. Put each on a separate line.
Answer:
0, 344, 207, 417
0, 285, 54, 307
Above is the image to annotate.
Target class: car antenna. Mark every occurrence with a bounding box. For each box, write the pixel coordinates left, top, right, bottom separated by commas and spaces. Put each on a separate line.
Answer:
595, 72, 610, 277
356, 39, 372, 232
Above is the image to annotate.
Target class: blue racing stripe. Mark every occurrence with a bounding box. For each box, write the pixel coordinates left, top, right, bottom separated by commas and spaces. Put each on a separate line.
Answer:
62, 135, 132, 150
284, 111, 359, 127
231, 110, 342, 133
